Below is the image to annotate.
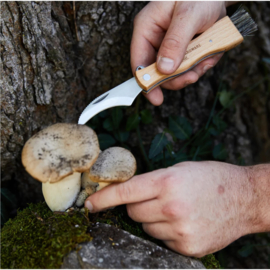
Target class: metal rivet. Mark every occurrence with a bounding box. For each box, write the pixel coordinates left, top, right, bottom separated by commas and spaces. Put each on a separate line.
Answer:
143, 74, 151, 81
136, 65, 145, 71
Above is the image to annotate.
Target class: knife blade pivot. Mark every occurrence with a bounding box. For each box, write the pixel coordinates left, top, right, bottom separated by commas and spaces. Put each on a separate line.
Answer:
136, 65, 145, 71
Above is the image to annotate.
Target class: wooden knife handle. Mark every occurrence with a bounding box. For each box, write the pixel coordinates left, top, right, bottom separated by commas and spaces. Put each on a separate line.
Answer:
135, 16, 243, 93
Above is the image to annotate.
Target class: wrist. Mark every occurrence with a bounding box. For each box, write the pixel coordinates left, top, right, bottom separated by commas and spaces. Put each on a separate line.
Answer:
241, 164, 270, 235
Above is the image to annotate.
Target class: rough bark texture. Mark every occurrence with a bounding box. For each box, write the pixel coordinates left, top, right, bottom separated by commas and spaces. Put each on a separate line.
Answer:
1, 1, 270, 268
2, 1, 270, 205
1, 1, 146, 202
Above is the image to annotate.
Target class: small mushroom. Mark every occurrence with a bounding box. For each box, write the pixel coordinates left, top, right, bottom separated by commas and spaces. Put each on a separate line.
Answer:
21, 123, 100, 211
89, 147, 136, 189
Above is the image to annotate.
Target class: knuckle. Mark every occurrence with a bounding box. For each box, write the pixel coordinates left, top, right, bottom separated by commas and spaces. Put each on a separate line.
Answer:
177, 223, 192, 238
162, 34, 182, 51
116, 184, 132, 203
175, 227, 204, 257
161, 172, 177, 191
162, 202, 180, 219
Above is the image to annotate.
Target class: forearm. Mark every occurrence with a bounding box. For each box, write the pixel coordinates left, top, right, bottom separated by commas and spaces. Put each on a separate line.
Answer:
245, 164, 270, 234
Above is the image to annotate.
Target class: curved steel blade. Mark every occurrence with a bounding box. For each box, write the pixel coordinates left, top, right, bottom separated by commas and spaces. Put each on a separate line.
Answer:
78, 78, 142, 124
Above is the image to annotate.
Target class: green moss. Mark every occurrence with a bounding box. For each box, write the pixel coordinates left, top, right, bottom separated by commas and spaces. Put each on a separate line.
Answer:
201, 254, 221, 269
1, 202, 92, 269
1, 203, 220, 269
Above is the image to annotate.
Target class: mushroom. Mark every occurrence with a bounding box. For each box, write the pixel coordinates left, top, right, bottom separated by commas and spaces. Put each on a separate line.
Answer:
75, 147, 136, 210
21, 123, 100, 211
88, 146, 137, 189
22, 123, 99, 183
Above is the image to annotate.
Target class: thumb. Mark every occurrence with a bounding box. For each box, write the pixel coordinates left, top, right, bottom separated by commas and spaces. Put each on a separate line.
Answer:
157, 4, 201, 74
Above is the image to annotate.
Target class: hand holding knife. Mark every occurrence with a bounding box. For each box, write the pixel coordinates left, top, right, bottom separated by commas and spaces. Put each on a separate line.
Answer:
78, 8, 256, 125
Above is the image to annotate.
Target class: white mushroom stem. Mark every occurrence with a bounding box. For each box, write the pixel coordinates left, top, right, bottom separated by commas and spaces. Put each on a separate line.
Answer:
42, 172, 81, 212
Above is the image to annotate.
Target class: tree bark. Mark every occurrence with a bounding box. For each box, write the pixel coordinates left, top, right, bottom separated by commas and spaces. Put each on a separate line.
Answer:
1, 1, 146, 203
1, 1, 270, 268
1, 1, 270, 208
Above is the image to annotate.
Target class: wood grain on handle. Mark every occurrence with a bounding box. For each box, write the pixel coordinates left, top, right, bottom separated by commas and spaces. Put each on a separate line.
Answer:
135, 16, 244, 93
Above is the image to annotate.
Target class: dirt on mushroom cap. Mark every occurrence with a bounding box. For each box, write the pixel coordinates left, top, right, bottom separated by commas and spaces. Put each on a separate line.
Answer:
21, 123, 100, 183
89, 147, 136, 182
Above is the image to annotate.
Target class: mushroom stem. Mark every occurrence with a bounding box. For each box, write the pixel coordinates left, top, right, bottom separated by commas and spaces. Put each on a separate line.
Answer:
42, 172, 81, 212
75, 190, 89, 207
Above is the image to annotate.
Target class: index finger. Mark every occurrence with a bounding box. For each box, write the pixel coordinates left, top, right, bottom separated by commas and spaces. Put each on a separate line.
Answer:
131, 2, 172, 72
131, 20, 164, 106
84, 168, 166, 213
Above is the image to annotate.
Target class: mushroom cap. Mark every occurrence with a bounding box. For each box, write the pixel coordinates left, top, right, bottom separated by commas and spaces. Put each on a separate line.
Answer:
89, 147, 136, 183
42, 172, 81, 212
22, 123, 99, 183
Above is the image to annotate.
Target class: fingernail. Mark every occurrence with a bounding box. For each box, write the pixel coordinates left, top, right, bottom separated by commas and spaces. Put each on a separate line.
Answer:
85, 201, 93, 212
203, 65, 213, 74
158, 57, 174, 72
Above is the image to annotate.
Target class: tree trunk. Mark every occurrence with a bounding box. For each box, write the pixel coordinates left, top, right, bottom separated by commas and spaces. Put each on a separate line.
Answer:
1, 1, 146, 204
1, 1, 270, 268
1, 0, 270, 216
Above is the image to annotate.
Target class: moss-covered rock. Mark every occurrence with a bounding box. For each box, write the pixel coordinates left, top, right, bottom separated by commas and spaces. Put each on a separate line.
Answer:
1, 202, 220, 269
1, 202, 92, 268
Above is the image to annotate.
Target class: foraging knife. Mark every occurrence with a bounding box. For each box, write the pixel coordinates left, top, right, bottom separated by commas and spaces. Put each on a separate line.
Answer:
78, 7, 257, 125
